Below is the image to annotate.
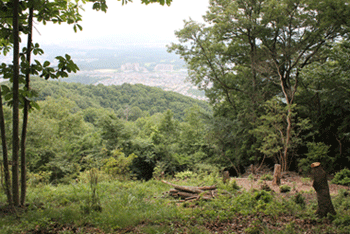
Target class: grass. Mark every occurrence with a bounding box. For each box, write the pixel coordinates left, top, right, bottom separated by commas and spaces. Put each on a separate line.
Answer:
1, 172, 350, 233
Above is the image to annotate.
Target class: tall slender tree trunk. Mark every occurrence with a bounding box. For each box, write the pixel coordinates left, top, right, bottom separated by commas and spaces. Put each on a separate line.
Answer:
0, 87, 12, 205
279, 73, 297, 172
20, 6, 34, 206
280, 82, 292, 172
283, 106, 292, 172
12, 0, 20, 206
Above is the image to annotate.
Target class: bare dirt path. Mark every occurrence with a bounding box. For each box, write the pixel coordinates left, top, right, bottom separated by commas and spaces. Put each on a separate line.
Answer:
233, 171, 349, 196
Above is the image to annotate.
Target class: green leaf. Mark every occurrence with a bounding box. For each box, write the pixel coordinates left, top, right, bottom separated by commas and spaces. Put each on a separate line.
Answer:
55, 56, 64, 61
141, 0, 172, 5
92, 2, 100, 10
30, 101, 41, 111
1, 85, 10, 94
4, 92, 12, 101
43, 61, 50, 67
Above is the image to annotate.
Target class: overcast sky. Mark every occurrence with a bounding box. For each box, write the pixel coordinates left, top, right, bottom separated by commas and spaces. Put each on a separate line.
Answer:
34, 0, 210, 49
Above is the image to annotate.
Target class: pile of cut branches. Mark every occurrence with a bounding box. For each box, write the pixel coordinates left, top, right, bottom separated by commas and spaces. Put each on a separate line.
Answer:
162, 180, 217, 202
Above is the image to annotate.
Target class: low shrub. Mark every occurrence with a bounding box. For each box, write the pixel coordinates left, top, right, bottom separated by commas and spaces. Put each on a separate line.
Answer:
192, 163, 220, 176
280, 185, 291, 193
231, 179, 241, 190
301, 177, 311, 185
260, 181, 272, 191
102, 150, 137, 180
338, 189, 350, 198
333, 214, 350, 227
27, 171, 52, 187
293, 192, 306, 208
332, 168, 350, 186
78, 169, 111, 183
253, 190, 273, 203
218, 179, 241, 193
175, 170, 197, 180
260, 173, 273, 181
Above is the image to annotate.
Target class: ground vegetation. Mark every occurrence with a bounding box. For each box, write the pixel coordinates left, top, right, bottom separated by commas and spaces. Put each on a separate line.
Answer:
0, 169, 349, 233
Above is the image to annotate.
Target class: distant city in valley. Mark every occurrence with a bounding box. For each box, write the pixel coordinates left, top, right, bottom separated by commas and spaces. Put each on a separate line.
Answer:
1, 45, 207, 100
76, 64, 206, 100
56, 45, 206, 100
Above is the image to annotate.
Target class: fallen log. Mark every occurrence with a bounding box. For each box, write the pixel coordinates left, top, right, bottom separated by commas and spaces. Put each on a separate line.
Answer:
162, 180, 205, 194
185, 196, 199, 201
197, 185, 217, 191
169, 189, 178, 194
162, 180, 218, 201
177, 191, 198, 198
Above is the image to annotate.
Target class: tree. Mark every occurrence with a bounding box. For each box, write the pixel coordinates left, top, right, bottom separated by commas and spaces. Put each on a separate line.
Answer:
0, 85, 12, 205
1, 0, 173, 206
1, 0, 82, 206
98, 112, 130, 151
24, 97, 93, 183
297, 40, 350, 171
250, 97, 312, 170
169, 0, 350, 171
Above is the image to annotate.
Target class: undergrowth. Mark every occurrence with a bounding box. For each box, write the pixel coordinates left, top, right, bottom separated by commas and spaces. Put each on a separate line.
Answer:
1, 170, 350, 233
332, 168, 350, 186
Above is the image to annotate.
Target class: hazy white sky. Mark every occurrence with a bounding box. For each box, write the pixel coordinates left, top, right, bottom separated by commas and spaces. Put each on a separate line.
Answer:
34, 0, 210, 49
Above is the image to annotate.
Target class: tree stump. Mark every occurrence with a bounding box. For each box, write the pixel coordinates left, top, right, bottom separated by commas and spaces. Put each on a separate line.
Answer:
311, 162, 336, 217
250, 164, 255, 175
273, 164, 281, 185
223, 171, 230, 184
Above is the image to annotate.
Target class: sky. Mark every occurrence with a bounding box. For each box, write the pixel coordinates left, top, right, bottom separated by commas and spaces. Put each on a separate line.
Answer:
34, 0, 210, 49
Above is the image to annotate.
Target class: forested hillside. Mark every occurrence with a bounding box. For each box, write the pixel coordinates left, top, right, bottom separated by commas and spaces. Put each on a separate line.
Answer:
31, 78, 211, 121
0, 78, 213, 183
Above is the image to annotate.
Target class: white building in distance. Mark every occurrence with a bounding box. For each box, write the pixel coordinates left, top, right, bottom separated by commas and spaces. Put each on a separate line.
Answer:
121, 63, 148, 72
154, 64, 174, 72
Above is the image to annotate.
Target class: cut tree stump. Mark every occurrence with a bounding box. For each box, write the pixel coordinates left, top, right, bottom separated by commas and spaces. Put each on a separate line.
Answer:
311, 162, 336, 217
250, 164, 256, 175
223, 171, 230, 184
273, 164, 281, 186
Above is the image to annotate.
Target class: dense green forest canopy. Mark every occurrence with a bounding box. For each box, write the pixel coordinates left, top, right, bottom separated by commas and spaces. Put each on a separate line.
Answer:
31, 77, 211, 121
0, 78, 214, 183
169, 0, 350, 173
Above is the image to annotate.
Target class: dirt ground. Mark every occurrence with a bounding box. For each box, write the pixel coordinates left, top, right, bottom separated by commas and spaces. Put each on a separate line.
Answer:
233, 171, 349, 196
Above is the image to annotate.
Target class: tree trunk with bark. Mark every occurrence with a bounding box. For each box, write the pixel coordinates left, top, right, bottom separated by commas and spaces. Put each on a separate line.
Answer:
12, 0, 20, 206
311, 162, 336, 217
20, 6, 34, 206
0, 87, 12, 205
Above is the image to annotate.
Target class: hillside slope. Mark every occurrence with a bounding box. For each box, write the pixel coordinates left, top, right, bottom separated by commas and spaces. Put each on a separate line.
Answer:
31, 77, 211, 120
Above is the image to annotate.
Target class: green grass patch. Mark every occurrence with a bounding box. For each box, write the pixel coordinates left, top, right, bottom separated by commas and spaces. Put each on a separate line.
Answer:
1, 174, 350, 233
